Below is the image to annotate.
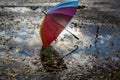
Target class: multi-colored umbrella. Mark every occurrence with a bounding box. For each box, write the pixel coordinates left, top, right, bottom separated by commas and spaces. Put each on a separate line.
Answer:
40, 0, 79, 48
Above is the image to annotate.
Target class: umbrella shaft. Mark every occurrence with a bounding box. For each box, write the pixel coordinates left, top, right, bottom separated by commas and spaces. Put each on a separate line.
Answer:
42, 11, 47, 15
65, 29, 79, 40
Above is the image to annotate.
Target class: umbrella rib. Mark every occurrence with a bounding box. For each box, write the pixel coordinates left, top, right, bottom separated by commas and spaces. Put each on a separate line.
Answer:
48, 15, 79, 40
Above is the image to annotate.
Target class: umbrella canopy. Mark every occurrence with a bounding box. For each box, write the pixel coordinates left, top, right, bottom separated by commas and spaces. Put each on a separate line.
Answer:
40, 0, 78, 48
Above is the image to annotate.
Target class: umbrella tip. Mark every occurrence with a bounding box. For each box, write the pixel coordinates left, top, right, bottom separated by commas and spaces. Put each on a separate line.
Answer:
42, 11, 47, 15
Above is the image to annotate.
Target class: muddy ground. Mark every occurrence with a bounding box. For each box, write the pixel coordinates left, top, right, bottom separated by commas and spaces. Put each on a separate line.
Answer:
0, 0, 120, 80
